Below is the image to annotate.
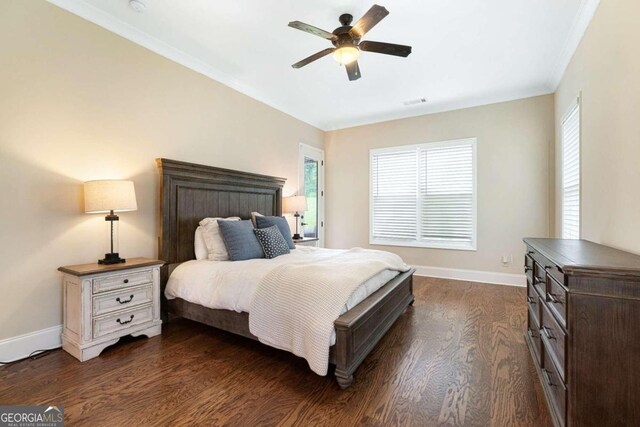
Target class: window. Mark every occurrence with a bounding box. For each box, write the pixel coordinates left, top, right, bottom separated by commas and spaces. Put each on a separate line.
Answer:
561, 99, 580, 239
370, 138, 477, 250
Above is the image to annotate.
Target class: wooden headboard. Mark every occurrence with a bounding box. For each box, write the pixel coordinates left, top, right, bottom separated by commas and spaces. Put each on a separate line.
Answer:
157, 158, 286, 273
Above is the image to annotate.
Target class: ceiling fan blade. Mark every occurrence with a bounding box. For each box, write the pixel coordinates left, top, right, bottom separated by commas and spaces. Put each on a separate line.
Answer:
359, 41, 412, 57
345, 61, 361, 81
349, 5, 389, 39
288, 21, 337, 41
292, 48, 336, 69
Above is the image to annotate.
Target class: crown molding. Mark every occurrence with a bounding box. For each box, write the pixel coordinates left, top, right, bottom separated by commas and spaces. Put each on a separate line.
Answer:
45, 0, 325, 130
323, 87, 554, 131
548, 0, 600, 90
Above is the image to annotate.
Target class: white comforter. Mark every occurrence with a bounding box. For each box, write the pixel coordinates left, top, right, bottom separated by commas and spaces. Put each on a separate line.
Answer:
165, 246, 399, 320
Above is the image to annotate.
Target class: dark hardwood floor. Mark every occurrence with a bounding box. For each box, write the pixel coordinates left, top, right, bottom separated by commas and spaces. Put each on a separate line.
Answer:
0, 277, 551, 426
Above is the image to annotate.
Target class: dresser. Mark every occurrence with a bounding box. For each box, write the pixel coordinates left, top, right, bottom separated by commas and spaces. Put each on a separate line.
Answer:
523, 238, 640, 426
58, 258, 164, 361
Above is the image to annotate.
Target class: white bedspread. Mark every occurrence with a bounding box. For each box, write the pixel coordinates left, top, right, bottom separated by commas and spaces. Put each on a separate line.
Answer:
249, 248, 410, 376
165, 247, 401, 343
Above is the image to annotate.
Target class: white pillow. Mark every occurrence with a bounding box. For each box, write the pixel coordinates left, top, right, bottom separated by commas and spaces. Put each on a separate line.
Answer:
199, 217, 241, 261
250, 211, 263, 228
194, 227, 208, 260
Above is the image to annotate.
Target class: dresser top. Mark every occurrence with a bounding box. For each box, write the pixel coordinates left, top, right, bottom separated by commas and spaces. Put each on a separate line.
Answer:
524, 238, 640, 276
58, 257, 164, 276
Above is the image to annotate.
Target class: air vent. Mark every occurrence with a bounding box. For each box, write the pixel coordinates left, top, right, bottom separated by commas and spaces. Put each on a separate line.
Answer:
129, 0, 146, 13
403, 98, 427, 106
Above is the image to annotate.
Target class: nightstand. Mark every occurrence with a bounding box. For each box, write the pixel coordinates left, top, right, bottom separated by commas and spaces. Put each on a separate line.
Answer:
293, 237, 319, 248
58, 257, 164, 362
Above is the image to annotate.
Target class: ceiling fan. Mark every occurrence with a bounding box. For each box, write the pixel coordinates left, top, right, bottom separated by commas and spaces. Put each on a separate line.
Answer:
288, 4, 412, 81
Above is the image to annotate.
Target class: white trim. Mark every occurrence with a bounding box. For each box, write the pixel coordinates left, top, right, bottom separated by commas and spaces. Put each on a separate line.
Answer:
548, 0, 600, 89
413, 265, 526, 287
45, 0, 324, 130
0, 325, 62, 364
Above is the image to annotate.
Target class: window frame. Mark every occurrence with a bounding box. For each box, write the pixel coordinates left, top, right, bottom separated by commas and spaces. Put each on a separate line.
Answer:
369, 138, 478, 251
560, 97, 581, 240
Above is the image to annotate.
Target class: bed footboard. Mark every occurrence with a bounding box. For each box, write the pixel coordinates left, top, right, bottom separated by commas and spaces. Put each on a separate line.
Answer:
333, 269, 415, 388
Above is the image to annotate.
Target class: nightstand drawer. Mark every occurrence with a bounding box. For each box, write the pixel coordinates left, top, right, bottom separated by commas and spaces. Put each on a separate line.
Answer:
92, 284, 153, 317
93, 304, 153, 339
92, 269, 153, 294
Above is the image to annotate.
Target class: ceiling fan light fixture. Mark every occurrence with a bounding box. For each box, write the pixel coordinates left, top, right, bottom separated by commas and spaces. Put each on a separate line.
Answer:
333, 46, 360, 65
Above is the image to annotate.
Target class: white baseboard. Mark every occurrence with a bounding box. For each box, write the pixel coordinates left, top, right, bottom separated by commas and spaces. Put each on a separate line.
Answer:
413, 265, 526, 287
0, 325, 62, 364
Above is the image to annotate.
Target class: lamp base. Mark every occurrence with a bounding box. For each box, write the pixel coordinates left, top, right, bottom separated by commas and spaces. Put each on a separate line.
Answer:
292, 233, 302, 240
98, 253, 126, 265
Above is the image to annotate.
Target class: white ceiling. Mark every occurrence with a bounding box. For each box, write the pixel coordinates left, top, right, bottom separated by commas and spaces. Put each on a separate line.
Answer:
47, 0, 599, 130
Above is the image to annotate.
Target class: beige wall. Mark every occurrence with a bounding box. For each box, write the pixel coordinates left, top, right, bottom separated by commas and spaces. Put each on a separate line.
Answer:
0, 1, 323, 340
325, 95, 554, 274
554, 0, 640, 253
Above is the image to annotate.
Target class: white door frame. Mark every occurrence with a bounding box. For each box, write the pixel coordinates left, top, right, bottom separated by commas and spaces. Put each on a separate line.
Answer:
299, 143, 325, 247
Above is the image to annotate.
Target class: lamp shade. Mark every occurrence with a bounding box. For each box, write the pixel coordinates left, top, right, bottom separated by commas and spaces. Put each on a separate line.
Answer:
283, 195, 307, 213
84, 180, 137, 213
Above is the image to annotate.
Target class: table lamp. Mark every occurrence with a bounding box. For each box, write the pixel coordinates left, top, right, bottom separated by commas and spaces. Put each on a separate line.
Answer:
84, 180, 137, 264
283, 195, 307, 240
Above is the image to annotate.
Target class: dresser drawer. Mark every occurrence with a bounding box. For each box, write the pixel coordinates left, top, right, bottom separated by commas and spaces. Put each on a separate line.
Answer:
92, 304, 153, 339
527, 307, 542, 367
541, 303, 567, 381
92, 270, 153, 294
542, 342, 567, 427
545, 264, 566, 287
527, 282, 541, 326
546, 276, 567, 328
524, 254, 534, 283
92, 284, 153, 317
533, 262, 547, 297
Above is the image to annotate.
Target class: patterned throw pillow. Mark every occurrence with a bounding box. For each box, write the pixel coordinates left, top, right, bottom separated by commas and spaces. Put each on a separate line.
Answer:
255, 215, 296, 249
254, 225, 291, 259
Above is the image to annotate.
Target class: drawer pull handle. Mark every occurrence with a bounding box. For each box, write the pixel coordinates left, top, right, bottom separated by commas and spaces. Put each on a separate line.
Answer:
524, 266, 532, 272
534, 278, 545, 286
526, 296, 536, 304
547, 292, 559, 304
116, 295, 134, 304
527, 328, 537, 338
543, 369, 555, 387
116, 315, 134, 325
542, 326, 556, 340
123, 279, 129, 284
527, 251, 534, 255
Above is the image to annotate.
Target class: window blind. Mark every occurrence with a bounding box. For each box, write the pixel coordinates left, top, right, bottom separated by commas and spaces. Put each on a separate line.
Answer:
561, 102, 580, 239
370, 139, 477, 250
371, 149, 417, 240
420, 144, 474, 244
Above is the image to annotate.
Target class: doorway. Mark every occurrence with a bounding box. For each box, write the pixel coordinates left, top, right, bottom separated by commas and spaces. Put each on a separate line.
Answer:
299, 143, 325, 246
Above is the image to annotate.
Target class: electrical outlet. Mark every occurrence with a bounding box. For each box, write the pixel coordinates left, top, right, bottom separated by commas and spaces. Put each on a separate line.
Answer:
501, 254, 513, 266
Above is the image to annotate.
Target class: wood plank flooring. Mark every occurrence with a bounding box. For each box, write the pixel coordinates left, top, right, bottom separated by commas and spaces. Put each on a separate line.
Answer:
0, 277, 551, 426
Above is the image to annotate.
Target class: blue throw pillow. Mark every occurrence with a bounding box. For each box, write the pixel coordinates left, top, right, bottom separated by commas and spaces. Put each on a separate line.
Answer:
218, 220, 265, 261
255, 216, 295, 249
254, 226, 291, 259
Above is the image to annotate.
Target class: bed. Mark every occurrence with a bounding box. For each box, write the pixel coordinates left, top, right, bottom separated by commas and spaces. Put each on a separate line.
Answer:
157, 158, 415, 388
